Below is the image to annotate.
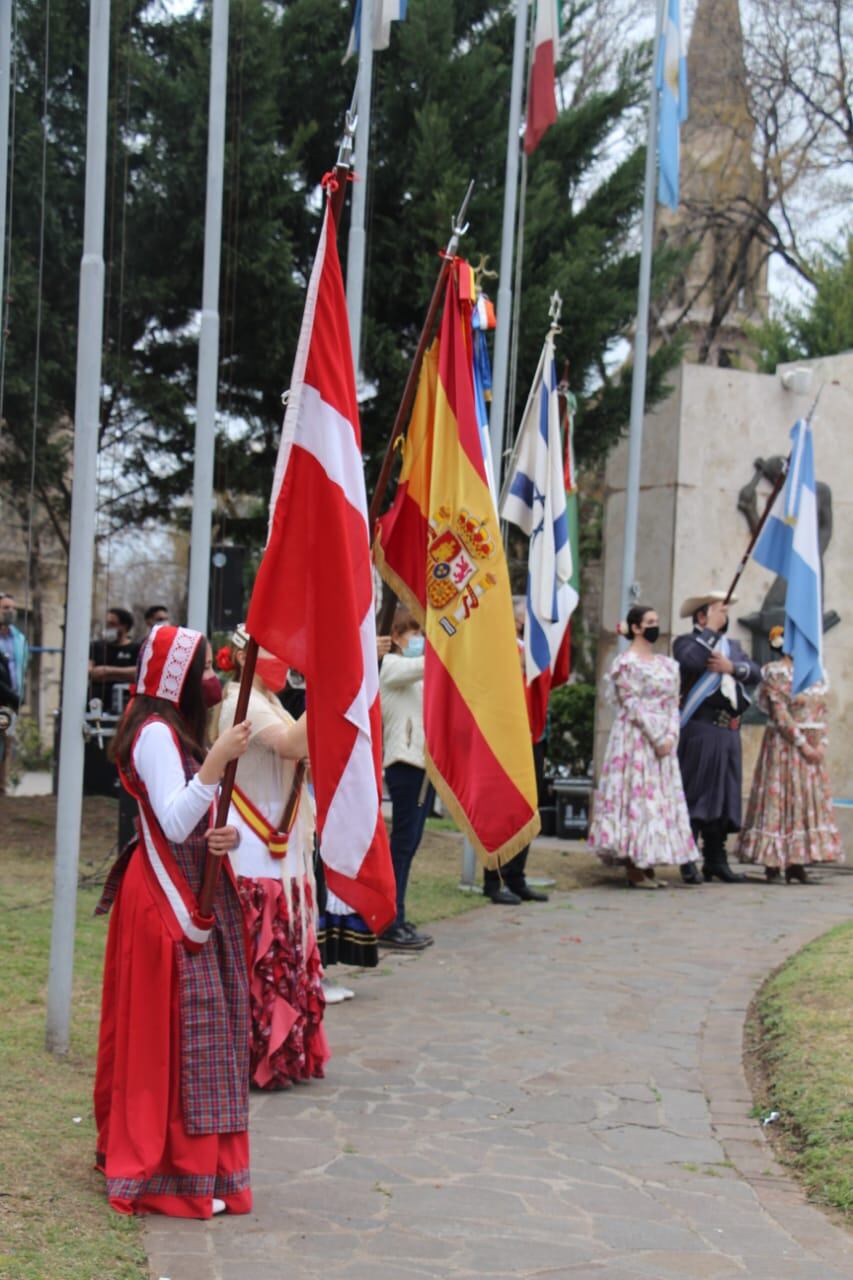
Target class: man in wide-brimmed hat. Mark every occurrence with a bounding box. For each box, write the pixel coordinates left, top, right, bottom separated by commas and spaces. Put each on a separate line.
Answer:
673, 590, 761, 884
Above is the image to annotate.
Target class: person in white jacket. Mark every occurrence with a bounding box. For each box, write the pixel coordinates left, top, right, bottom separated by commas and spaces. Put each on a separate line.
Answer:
379, 608, 434, 952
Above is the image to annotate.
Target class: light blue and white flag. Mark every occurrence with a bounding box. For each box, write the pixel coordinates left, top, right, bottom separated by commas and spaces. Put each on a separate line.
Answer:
753, 418, 824, 695
344, 0, 408, 61
501, 330, 578, 692
656, 0, 688, 209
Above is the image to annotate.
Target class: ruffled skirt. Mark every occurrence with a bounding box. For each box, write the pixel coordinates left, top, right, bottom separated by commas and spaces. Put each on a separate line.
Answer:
738, 729, 842, 868
237, 876, 330, 1089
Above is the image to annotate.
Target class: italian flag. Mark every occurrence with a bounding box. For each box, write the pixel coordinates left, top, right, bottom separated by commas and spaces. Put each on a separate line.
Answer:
524, 0, 559, 155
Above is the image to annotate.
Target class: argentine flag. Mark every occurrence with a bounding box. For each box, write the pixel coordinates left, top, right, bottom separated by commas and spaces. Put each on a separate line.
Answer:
753, 418, 824, 695
501, 330, 578, 738
657, 0, 688, 208
344, 0, 407, 61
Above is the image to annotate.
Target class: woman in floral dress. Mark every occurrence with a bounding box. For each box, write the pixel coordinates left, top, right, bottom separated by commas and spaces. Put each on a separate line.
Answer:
589, 605, 697, 886
739, 627, 842, 882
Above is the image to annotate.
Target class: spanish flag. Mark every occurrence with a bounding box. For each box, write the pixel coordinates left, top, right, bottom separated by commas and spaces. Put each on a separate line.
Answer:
374, 261, 539, 866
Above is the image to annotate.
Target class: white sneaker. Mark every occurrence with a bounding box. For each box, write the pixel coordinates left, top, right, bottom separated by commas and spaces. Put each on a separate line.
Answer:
212, 1198, 226, 1215
322, 978, 354, 1004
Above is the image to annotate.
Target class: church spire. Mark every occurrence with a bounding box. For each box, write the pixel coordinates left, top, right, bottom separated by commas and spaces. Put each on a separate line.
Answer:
685, 0, 751, 136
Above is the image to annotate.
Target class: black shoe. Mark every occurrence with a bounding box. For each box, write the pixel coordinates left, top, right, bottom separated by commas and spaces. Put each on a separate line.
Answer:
785, 864, 809, 884
379, 924, 430, 951
680, 861, 702, 885
510, 883, 549, 902
402, 921, 434, 946
485, 886, 522, 905
705, 861, 747, 883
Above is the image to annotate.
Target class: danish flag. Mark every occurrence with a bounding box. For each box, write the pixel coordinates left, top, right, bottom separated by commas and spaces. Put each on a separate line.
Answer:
246, 200, 395, 934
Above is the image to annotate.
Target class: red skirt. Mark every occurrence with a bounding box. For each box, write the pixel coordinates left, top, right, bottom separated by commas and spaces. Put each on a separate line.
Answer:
94, 851, 251, 1218
238, 876, 329, 1089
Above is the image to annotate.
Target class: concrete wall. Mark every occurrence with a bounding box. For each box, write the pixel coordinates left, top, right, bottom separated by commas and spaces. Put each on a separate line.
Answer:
597, 353, 852, 850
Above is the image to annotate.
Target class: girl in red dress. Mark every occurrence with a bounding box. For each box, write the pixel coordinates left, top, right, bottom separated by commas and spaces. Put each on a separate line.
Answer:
94, 624, 253, 1219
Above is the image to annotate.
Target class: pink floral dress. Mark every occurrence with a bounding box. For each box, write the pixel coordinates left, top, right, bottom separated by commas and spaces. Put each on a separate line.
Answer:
738, 661, 842, 869
588, 651, 696, 868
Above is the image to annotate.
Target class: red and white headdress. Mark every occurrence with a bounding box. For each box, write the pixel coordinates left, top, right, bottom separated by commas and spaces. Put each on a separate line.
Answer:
135, 625, 204, 704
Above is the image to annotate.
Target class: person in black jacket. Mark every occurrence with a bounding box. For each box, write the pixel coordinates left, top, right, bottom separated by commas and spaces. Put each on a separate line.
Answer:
673, 591, 761, 883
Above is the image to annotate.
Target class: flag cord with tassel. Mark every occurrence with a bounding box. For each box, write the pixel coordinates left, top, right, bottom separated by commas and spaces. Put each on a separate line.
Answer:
197, 105, 358, 920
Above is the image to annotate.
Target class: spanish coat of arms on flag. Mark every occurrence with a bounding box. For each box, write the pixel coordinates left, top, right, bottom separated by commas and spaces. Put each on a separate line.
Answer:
374, 260, 540, 867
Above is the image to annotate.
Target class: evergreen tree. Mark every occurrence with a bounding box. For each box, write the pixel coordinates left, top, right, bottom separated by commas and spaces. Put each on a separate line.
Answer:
751, 237, 853, 373
1, 0, 679, 565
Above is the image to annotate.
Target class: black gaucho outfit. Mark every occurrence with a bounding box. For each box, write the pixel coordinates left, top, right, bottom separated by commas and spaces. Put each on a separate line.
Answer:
673, 627, 760, 869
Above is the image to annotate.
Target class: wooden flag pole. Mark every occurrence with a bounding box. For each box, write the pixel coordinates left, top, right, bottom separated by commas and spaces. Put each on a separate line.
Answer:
367, 180, 474, 534
723, 469, 787, 607
722, 390, 822, 608
198, 111, 358, 920
369, 181, 474, 635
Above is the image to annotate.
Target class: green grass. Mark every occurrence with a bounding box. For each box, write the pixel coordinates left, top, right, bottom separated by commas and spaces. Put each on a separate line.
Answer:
0, 796, 147, 1280
404, 829, 487, 924
755, 921, 853, 1219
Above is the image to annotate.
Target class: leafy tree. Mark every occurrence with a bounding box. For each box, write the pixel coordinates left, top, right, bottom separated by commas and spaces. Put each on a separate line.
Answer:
751, 236, 853, 373
1, 0, 680, 572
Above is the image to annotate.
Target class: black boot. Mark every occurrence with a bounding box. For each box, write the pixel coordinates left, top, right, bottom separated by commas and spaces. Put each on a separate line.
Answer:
680, 861, 702, 885
703, 826, 746, 883
716, 845, 747, 882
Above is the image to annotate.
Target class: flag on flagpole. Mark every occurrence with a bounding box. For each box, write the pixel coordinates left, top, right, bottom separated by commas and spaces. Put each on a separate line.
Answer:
524, 0, 559, 155
501, 330, 578, 742
374, 261, 540, 866
557, 369, 580, 688
752, 418, 824, 695
344, 0, 408, 61
656, 0, 688, 208
246, 201, 395, 934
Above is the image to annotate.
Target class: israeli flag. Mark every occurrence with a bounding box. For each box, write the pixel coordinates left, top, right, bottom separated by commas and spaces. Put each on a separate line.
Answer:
501, 331, 578, 685
656, 0, 688, 209
753, 418, 824, 694
344, 0, 407, 61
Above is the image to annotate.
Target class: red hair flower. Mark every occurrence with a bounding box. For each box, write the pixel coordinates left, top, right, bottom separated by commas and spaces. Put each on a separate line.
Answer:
216, 644, 235, 672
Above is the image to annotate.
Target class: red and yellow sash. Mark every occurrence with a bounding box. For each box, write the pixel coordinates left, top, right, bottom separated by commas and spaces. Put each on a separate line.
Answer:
232, 784, 296, 859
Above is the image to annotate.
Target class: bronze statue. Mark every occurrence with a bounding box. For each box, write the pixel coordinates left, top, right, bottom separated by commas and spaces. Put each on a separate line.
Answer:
738, 455, 839, 672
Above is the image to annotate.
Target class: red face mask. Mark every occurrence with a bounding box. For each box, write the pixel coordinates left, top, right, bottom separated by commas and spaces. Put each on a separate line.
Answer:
255, 656, 288, 693
202, 672, 223, 708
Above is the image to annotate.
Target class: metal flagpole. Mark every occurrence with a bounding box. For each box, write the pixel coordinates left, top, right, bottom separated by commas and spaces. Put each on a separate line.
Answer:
618, 0, 665, 630
46, 0, 111, 1055
345, 0, 374, 377
0, 0, 12, 336
187, 0, 230, 632
489, 0, 529, 491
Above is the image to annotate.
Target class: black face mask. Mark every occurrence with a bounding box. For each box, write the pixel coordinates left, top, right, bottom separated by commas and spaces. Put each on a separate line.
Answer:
641, 625, 660, 644
719, 618, 729, 635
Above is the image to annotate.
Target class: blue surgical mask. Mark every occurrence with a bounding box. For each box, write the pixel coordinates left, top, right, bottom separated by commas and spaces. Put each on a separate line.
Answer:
402, 635, 425, 658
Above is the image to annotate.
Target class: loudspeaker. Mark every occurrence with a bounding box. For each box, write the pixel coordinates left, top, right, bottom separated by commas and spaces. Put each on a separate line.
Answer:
209, 545, 245, 631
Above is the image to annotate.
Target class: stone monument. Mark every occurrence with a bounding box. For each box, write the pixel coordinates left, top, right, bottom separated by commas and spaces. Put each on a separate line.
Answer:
597, 353, 852, 849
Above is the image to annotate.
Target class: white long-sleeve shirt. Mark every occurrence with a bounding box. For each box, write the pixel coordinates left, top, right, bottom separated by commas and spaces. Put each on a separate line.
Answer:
379, 652, 425, 769
132, 720, 217, 842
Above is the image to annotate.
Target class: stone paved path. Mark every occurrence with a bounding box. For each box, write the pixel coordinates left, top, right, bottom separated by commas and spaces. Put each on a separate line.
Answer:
146, 871, 853, 1280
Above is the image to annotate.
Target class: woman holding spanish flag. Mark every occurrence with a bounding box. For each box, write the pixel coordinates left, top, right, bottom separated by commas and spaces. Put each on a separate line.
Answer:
216, 625, 329, 1089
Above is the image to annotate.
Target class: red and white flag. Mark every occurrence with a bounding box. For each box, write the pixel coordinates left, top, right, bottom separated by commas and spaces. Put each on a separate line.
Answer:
524, 0, 559, 155
246, 201, 395, 935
